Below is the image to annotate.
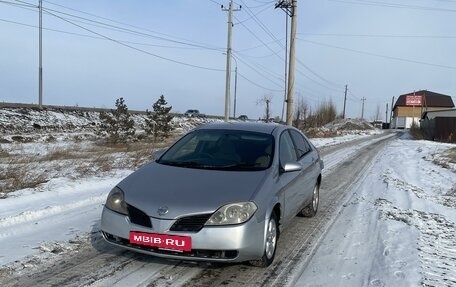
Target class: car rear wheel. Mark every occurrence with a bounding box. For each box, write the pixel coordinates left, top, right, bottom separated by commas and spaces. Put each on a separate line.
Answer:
299, 183, 319, 217
249, 212, 279, 267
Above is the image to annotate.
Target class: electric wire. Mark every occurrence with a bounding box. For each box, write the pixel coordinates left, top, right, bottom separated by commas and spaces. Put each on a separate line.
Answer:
298, 38, 456, 70
0, 18, 209, 50
43, 0, 223, 50
42, 9, 226, 72
328, 0, 456, 12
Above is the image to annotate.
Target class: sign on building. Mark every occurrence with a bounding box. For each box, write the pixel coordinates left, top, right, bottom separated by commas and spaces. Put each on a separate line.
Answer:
405, 95, 422, 106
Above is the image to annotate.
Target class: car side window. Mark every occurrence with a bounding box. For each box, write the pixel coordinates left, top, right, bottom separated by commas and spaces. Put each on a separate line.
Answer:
289, 130, 311, 158
279, 131, 297, 164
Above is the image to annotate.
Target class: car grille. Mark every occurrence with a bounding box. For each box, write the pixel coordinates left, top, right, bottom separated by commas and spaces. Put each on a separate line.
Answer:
102, 232, 238, 260
170, 214, 212, 232
127, 204, 152, 228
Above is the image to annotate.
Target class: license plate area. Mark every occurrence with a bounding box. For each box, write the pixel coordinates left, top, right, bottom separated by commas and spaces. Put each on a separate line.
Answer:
129, 231, 191, 252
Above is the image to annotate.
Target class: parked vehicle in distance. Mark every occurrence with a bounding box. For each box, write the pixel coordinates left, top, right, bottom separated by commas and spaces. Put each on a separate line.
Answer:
238, 115, 248, 121
101, 122, 323, 267
184, 109, 204, 117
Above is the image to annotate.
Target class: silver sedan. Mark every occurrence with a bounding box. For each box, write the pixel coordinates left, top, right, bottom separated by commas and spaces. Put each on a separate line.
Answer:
101, 122, 323, 267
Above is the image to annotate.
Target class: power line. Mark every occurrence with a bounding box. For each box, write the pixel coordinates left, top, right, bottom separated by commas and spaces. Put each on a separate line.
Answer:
10, 0, 224, 51
40, 6, 225, 51
43, 0, 223, 50
237, 72, 283, 92
0, 18, 215, 50
297, 32, 456, 39
0, 0, 34, 8
234, 53, 285, 88
43, 9, 225, 72
298, 38, 456, 70
234, 4, 270, 25
328, 0, 456, 12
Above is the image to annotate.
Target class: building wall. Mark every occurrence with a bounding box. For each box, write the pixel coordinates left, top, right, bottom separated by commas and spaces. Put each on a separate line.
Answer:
393, 106, 447, 117
391, 116, 420, 129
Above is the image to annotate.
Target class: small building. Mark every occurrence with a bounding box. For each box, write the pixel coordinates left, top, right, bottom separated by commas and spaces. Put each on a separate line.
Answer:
420, 109, 456, 143
391, 90, 455, 129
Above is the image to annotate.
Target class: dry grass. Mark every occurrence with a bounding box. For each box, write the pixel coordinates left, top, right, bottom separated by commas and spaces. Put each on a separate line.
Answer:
0, 164, 48, 193
446, 147, 456, 164
0, 135, 180, 195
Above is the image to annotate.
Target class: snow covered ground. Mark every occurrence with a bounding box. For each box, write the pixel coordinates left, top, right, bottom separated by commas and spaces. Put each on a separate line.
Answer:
295, 134, 456, 287
1, 108, 455, 286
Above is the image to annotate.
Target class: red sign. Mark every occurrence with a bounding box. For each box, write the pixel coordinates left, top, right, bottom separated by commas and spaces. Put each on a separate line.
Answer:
406, 95, 422, 106
130, 231, 191, 252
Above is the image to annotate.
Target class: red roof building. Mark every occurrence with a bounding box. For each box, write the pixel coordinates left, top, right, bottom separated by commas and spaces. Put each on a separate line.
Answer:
391, 90, 454, 129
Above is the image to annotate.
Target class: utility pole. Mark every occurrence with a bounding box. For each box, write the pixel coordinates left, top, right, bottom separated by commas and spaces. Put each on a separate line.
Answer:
233, 65, 238, 118
38, 0, 43, 108
361, 97, 366, 119
286, 0, 297, 126
281, 13, 289, 122
222, 1, 240, 122
342, 84, 347, 119
385, 103, 388, 123
390, 96, 395, 124
275, 0, 296, 126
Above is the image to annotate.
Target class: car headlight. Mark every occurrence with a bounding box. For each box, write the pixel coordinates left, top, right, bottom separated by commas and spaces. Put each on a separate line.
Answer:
206, 202, 257, 225
105, 187, 128, 215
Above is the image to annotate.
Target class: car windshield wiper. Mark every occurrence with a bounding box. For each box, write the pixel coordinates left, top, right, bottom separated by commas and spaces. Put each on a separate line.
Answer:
218, 163, 260, 170
159, 160, 215, 169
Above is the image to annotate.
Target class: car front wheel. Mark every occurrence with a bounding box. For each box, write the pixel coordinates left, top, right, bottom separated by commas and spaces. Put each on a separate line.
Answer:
249, 212, 279, 267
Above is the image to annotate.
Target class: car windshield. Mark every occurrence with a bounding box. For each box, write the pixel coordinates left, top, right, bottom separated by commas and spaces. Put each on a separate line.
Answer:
158, 129, 274, 171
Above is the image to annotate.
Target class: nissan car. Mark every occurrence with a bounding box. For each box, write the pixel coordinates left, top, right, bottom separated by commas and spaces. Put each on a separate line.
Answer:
101, 122, 323, 267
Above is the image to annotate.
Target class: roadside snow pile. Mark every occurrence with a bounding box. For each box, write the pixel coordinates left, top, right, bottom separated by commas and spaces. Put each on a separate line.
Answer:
0, 107, 219, 136
325, 118, 374, 131
306, 118, 378, 138
0, 108, 101, 134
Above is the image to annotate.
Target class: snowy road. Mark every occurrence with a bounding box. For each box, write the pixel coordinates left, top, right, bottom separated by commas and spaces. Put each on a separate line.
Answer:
0, 132, 405, 287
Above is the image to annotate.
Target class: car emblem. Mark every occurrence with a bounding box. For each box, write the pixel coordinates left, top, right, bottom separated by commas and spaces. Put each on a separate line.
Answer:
157, 206, 169, 216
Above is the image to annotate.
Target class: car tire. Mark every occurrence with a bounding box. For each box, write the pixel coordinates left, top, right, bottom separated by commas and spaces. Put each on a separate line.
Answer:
249, 212, 279, 267
299, 183, 319, 217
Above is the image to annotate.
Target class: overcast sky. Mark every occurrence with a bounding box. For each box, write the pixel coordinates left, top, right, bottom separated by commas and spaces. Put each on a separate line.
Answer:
1, 0, 455, 120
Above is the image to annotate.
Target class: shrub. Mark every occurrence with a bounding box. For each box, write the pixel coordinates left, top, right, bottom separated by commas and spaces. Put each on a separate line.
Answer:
98, 97, 136, 142
145, 95, 174, 140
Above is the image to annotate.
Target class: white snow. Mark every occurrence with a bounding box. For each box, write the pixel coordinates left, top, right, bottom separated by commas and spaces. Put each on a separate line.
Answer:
0, 172, 131, 264
294, 134, 456, 287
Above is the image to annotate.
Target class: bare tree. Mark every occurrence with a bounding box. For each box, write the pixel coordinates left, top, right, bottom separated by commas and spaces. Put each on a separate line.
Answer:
373, 104, 381, 121
294, 96, 309, 128
257, 94, 273, 122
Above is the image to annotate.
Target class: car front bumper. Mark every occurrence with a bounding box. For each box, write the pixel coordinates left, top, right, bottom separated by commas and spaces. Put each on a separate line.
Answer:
101, 207, 266, 263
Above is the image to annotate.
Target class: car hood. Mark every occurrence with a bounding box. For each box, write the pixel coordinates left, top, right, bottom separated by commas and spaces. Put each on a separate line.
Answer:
117, 162, 269, 219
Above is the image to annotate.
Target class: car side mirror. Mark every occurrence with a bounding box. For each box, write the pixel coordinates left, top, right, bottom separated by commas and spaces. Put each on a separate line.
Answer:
152, 149, 166, 160
281, 161, 302, 173
319, 159, 324, 170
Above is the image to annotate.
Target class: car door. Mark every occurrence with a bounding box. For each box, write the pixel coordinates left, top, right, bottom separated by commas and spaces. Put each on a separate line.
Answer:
278, 130, 304, 224
289, 130, 319, 208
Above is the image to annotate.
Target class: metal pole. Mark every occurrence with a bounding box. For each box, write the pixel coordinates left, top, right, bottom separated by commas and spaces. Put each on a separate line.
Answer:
342, 84, 347, 119
286, 0, 297, 126
39, 0, 43, 108
234, 65, 237, 118
281, 13, 288, 122
390, 96, 394, 124
361, 97, 366, 119
223, 0, 233, 122
385, 103, 388, 123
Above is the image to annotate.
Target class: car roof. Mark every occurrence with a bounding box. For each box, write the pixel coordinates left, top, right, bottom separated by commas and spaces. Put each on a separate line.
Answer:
194, 121, 284, 134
